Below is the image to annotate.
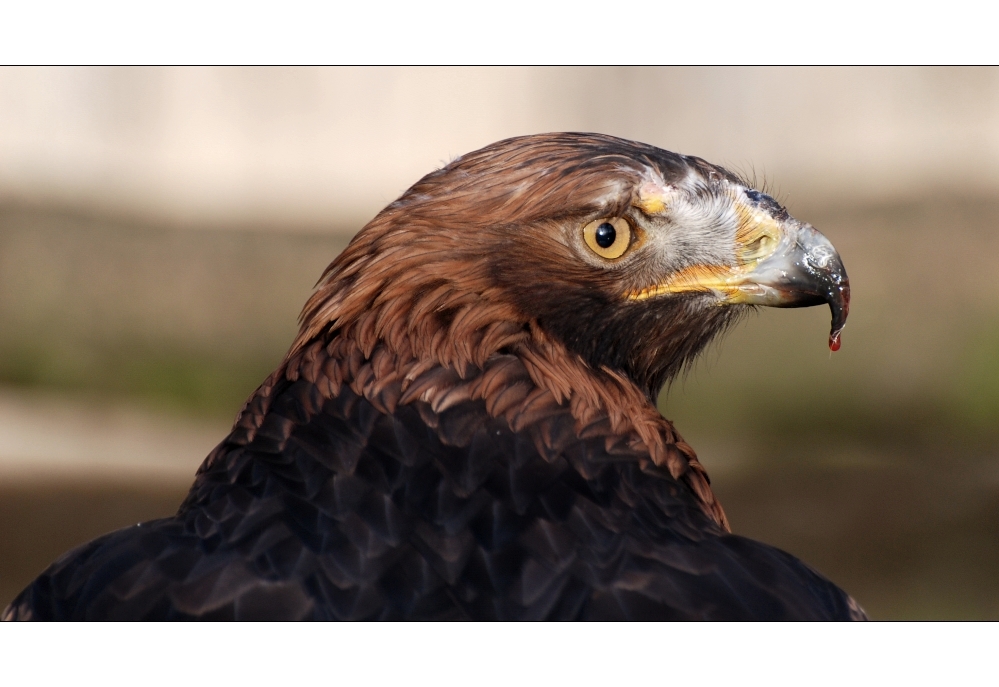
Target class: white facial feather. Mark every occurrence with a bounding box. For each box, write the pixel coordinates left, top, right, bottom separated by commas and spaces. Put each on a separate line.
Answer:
642, 171, 744, 272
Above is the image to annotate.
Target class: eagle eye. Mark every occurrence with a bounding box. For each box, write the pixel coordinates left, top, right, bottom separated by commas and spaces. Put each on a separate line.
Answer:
583, 218, 631, 260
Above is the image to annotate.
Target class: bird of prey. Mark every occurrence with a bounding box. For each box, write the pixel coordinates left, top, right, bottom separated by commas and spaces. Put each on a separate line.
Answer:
4, 133, 860, 621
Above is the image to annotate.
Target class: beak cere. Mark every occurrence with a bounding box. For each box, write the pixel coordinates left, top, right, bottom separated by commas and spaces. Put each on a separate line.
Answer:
727, 222, 850, 351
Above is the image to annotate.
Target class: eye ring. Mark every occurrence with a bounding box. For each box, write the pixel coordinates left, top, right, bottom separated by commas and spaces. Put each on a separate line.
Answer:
583, 218, 632, 260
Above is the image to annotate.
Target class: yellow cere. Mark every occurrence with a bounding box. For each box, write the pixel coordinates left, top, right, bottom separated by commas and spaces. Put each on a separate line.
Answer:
732, 196, 781, 267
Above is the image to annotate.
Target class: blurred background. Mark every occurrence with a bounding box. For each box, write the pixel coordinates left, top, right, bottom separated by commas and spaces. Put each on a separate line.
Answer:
1, 67, 998, 618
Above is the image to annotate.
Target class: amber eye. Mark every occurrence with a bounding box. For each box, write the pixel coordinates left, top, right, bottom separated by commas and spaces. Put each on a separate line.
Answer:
583, 218, 631, 260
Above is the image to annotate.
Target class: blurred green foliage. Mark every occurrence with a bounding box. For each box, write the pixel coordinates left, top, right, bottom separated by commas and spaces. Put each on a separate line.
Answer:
953, 321, 999, 431
0, 341, 277, 417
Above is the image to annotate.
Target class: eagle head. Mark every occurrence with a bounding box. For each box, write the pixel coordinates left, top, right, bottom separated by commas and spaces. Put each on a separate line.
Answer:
296, 132, 849, 404
2, 137, 862, 621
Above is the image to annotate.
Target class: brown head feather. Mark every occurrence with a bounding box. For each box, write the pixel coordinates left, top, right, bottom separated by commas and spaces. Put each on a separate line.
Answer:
276, 133, 743, 528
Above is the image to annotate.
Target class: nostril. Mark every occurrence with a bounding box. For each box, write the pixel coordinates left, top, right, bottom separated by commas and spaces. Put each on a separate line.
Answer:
742, 234, 777, 262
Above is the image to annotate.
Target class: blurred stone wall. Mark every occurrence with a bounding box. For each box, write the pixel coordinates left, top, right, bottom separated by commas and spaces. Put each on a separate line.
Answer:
1, 67, 997, 230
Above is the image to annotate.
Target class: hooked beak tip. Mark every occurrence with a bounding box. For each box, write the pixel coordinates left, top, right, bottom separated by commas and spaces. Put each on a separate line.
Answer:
729, 221, 851, 350
828, 282, 850, 352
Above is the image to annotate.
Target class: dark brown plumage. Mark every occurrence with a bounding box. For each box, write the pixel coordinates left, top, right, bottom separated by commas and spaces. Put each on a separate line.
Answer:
3, 133, 861, 620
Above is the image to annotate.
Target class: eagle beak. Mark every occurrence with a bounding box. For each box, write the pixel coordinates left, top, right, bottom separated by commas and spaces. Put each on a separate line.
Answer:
726, 223, 850, 351
627, 222, 850, 350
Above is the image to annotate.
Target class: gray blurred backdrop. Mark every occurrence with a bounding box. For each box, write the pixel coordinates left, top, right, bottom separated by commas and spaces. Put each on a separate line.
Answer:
2, 67, 998, 618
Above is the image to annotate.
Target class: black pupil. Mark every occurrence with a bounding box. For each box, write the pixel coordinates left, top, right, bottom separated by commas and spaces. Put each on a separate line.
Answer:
595, 222, 616, 249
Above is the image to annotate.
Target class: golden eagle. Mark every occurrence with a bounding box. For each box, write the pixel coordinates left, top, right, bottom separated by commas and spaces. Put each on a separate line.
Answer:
3, 133, 860, 620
